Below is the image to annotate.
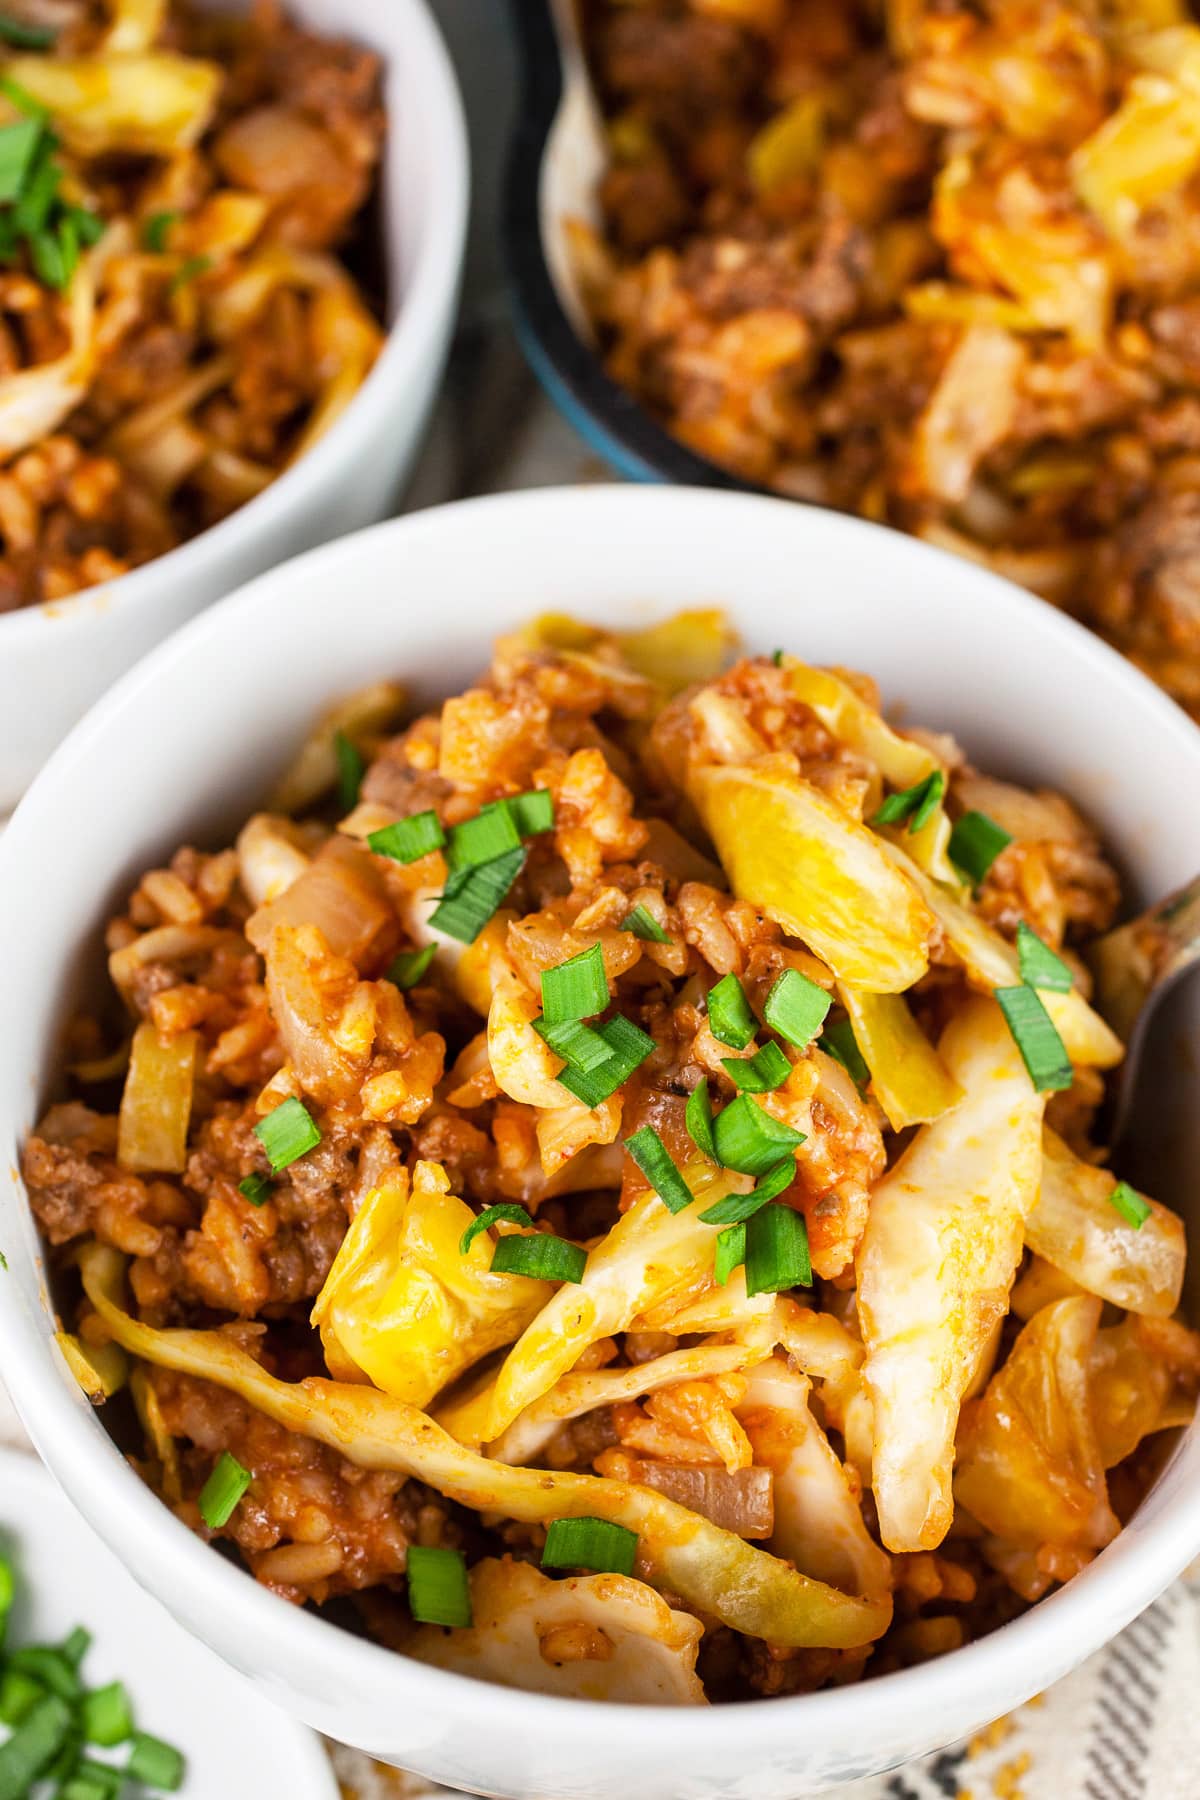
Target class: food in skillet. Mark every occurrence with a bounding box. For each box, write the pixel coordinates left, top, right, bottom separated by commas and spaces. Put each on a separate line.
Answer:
0, 0, 383, 612
23, 613, 1198, 1704
574, 0, 1200, 717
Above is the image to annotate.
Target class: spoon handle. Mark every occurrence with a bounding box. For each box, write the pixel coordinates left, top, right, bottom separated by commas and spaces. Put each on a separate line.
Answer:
1089, 873, 1200, 1043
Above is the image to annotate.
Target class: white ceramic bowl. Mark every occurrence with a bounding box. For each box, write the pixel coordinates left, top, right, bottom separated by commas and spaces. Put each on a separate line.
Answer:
0, 0, 469, 811
2, 487, 1199, 1799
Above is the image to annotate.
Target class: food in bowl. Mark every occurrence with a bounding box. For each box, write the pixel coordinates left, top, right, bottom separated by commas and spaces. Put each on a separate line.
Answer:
22, 611, 1198, 1704
0, 0, 384, 613
571, 1, 1200, 717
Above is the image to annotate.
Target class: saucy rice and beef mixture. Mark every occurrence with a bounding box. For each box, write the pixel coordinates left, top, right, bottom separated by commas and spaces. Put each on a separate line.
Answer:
0, 0, 383, 612
575, 0, 1200, 716
23, 615, 1198, 1703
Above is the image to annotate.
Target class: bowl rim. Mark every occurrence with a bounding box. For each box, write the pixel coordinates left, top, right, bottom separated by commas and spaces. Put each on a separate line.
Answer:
0, 0, 469, 648
3, 483, 1200, 1751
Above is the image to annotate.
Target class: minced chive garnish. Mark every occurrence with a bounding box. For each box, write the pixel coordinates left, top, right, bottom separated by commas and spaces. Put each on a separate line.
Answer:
198, 1451, 252, 1530
553, 1013, 655, 1107
0, 116, 41, 203
81, 1682, 132, 1748
406, 1545, 472, 1628
712, 1093, 806, 1176
237, 1172, 272, 1208
446, 803, 521, 873
0, 1693, 74, 1794
9, 1646, 80, 1703
1016, 920, 1073, 993
542, 1517, 637, 1577
771, 649, 784, 666
61, 1626, 91, 1669
746, 1204, 812, 1294
873, 769, 945, 833
367, 809, 446, 864
0, 1668, 42, 1727
14, 151, 58, 236
685, 1078, 716, 1162
333, 729, 364, 811
534, 1015, 611, 1072
721, 1040, 791, 1094
948, 810, 1012, 888
67, 205, 104, 247
621, 904, 670, 943
126, 1731, 185, 1792
763, 968, 830, 1049
541, 942, 608, 1024
0, 13, 56, 47
707, 973, 756, 1049
507, 789, 555, 836
253, 1095, 320, 1171
459, 1203, 534, 1255
491, 1232, 588, 1284
625, 1126, 694, 1214
821, 1018, 870, 1087
142, 209, 178, 253
428, 845, 525, 942
994, 985, 1073, 1092
1108, 1180, 1152, 1230
714, 1223, 746, 1286
699, 1154, 797, 1226
386, 944, 437, 990
62, 1759, 121, 1800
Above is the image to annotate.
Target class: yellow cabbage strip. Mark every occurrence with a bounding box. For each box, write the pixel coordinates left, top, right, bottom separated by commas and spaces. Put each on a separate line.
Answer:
615, 611, 737, 694
882, 843, 1123, 1068
130, 1364, 181, 1503
1026, 1130, 1184, 1318
955, 1297, 1118, 1554
485, 1164, 750, 1442
116, 1020, 197, 1174
55, 1332, 127, 1404
639, 1280, 862, 1384
409, 1560, 707, 1704
103, 0, 166, 52
2, 53, 220, 156
747, 93, 823, 194
0, 261, 94, 459
689, 752, 933, 992
82, 1246, 891, 1650
837, 987, 962, 1130
1072, 58, 1200, 237
857, 996, 1045, 1553
312, 1162, 552, 1409
269, 682, 406, 816
287, 284, 383, 466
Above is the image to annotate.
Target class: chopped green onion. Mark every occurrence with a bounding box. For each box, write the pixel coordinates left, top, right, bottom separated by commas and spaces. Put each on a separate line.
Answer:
0, 1693, 74, 1793
56, 209, 78, 283
771, 648, 784, 666
873, 769, 945, 833
699, 1154, 797, 1225
333, 729, 364, 811
0, 116, 40, 203
82, 1682, 133, 1748
553, 1013, 655, 1108
61, 1760, 121, 1800
61, 1625, 91, 1668
0, 13, 56, 47
253, 1096, 320, 1171
721, 1040, 791, 1094
685, 1078, 716, 1162
386, 944, 436, 990
745, 1204, 812, 1295
1108, 1180, 1151, 1230
197, 1451, 252, 1530
994, 986, 1073, 1092
541, 942, 608, 1024
66, 205, 103, 247
446, 803, 521, 874
45, 1727, 85, 1788
625, 1126, 693, 1214
1016, 921, 1073, 993
714, 1223, 746, 1286
8, 1646, 80, 1704
237, 1173, 272, 1208
459, 1203, 534, 1255
142, 209, 177, 253
428, 845, 526, 943
13, 149, 58, 236
490, 1232, 588, 1284
712, 1093, 806, 1176
707, 973, 756, 1049
534, 1015, 611, 1073
820, 1018, 870, 1087
542, 1517, 637, 1577
367, 810, 445, 864
0, 1551, 12, 1620
0, 75, 48, 118
168, 252, 211, 295
405, 1546, 472, 1628
948, 810, 1012, 889
763, 967, 831, 1049
126, 1731, 185, 1792
506, 789, 555, 836
0, 1667, 43, 1727
29, 223, 65, 289
621, 903, 670, 944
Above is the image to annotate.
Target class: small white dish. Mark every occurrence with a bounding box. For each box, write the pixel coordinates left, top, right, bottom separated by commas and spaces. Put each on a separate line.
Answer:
0, 1445, 339, 1798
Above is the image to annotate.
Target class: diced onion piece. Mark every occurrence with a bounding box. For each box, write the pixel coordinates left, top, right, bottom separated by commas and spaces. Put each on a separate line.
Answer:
635, 1465, 774, 1540
2, 52, 221, 155
837, 986, 962, 1129
116, 1021, 197, 1174
246, 834, 391, 966
615, 611, 738, 694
